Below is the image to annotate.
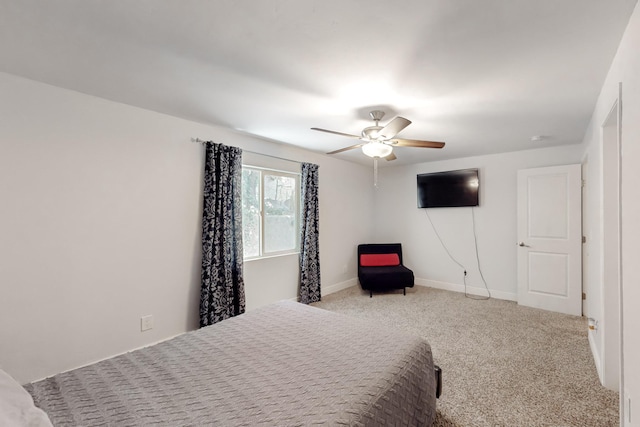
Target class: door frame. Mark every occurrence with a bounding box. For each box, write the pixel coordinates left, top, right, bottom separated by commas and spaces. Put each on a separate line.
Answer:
600, 83, 624, 410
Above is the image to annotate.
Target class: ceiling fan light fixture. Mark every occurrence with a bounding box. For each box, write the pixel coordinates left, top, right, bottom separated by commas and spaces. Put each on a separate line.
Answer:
362, 141, 393, 158
314, 110, 445, 159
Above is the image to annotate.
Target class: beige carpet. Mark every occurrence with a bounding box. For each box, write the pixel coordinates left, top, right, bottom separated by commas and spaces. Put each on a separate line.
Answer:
312, 286, 618, 427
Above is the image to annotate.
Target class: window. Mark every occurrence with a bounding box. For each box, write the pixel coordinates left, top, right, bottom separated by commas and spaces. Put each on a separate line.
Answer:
242, 166, 300, 259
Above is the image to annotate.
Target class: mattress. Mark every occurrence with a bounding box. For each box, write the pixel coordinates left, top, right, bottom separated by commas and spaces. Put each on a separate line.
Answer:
25, 301, 436, 426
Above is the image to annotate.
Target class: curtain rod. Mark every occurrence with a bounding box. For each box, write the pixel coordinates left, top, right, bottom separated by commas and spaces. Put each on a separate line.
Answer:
191, 138, 301, 164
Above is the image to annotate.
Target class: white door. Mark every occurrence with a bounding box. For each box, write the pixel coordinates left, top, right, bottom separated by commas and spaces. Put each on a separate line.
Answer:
517, 164, 582, 316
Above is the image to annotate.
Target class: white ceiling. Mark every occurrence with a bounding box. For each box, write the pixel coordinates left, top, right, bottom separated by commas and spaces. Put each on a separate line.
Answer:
0, 1, 636, 166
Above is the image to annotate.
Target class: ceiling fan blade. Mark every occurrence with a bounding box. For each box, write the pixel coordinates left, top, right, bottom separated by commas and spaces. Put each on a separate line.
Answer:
326, 143, 364, 155
385, 152, 397, 161
311, 128, 361, 139
392, 138, 445, 149
378, 117, 411, 140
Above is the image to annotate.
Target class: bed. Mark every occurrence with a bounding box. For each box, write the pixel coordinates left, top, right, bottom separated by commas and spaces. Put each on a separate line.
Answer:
23, 301, 437, 426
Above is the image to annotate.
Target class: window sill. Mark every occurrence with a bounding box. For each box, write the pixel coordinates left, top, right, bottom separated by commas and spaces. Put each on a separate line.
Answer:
244, 252, 300, 263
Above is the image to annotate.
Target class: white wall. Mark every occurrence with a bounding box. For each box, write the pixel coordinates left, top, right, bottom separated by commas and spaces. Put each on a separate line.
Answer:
0, 71, 374, 384
373, 146, 582, 299
581, 2, 640, 423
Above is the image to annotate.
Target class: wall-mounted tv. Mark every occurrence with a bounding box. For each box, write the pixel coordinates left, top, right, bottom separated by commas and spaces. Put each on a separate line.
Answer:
417, 168, 479, 208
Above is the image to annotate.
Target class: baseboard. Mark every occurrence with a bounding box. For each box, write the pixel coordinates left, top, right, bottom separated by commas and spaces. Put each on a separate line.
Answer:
321, 277, 516, 301
30, 331, 186, 383
588, 330, 604, 385
322, 278, 358, 296
416, 278, 517, 301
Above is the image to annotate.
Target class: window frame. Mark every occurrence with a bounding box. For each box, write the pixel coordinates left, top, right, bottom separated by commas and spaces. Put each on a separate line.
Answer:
242, 165, 301, 261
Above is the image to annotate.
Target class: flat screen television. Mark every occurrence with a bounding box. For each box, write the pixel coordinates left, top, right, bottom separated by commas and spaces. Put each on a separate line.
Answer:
417, 168, 479, 208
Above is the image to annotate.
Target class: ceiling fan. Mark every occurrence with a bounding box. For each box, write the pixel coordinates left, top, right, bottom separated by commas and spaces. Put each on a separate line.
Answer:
311, 110, 445, 161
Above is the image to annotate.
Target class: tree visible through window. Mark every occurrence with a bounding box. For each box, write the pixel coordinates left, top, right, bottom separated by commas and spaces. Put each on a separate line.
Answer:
242, 166, 299, 259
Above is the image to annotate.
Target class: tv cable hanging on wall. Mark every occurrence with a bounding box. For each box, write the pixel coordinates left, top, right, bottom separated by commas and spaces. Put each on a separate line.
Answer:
424, 208, 491, 300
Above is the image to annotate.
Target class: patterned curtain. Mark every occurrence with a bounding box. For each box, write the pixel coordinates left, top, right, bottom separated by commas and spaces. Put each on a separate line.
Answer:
299, 162, 321, 304
200, 142, 245, 327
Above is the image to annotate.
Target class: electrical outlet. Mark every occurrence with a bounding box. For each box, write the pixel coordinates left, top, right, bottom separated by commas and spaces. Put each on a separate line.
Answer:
140, 315, 153, 332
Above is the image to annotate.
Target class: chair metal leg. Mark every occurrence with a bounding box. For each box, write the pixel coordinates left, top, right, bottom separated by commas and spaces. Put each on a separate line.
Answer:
403, 287, 406, 296
370, 290, 372, 298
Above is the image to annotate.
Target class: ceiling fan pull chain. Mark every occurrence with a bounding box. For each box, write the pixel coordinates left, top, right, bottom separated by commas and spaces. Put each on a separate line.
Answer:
374, 157, 379, 188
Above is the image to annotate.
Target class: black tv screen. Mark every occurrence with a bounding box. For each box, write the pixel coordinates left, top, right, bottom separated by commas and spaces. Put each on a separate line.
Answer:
417, 168, 479, 208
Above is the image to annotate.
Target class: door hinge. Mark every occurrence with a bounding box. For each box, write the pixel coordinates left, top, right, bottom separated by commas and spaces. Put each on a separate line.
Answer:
582, 292, 587, 300
582, 236, 587, 243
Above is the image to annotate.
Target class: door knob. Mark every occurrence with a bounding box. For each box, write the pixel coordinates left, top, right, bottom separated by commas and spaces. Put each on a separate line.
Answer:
518, 242, 530, 247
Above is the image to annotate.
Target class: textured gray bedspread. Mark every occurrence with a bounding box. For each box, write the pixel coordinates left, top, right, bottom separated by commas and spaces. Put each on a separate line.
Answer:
26, 301, 436, 426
